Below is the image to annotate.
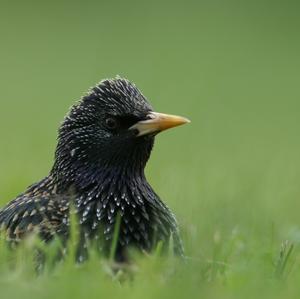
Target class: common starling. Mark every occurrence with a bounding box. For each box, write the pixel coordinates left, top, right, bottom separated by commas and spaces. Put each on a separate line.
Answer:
0, 77, 190, 261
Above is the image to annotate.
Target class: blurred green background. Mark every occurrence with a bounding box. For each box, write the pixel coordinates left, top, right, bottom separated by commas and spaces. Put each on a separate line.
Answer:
0, 0, 300, 298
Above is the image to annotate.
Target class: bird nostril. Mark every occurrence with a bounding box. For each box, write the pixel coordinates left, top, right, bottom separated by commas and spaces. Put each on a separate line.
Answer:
146, 112, 156, 120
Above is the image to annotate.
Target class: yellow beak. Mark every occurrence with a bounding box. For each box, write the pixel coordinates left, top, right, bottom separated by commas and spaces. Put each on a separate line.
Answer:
129, 112, 190, 137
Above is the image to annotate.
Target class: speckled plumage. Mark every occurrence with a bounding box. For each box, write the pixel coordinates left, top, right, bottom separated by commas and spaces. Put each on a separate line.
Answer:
0, 77, 184, 261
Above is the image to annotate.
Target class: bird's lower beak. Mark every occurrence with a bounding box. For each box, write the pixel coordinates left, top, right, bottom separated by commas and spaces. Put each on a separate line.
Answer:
129, 112, 190, 137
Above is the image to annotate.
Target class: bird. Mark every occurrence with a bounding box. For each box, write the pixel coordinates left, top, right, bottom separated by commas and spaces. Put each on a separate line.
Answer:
0, 77, 190, 262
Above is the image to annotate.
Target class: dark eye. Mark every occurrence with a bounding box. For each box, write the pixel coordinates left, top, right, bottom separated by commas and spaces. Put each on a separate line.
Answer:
105, 117, 118, 130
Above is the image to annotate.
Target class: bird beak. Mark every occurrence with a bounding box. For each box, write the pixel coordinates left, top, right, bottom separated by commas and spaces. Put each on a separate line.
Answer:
129, 112, 190, 137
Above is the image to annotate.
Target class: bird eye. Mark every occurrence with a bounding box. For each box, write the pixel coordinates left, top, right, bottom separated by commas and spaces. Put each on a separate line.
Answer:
105, 117, 118, 130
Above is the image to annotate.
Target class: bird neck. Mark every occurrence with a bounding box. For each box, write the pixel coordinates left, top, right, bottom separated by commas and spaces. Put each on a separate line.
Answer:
50, 135, 154, 193
50, 155, 149, 193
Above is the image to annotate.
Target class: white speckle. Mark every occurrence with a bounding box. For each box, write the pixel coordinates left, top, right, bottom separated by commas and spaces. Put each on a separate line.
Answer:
70, 149, 76, 157
12, 214, 19, 222
104, 226, 111, 234
83, 205, 91, 217
92, 221, 98, 229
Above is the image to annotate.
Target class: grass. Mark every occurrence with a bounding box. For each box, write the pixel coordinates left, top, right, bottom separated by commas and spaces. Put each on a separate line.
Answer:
1, 0, 300, 298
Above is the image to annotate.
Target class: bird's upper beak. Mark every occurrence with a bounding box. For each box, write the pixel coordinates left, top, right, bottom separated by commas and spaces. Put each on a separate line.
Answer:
129, 112, 190, 137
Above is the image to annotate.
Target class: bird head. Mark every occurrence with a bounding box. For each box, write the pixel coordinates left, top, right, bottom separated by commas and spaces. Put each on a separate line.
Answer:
52, 77, 190, 187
